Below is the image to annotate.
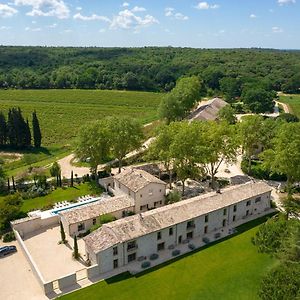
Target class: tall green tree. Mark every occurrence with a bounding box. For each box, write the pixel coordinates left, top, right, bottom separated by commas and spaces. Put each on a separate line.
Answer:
0, 112, 7, 146
73, 235, 79, 259
217, 105, 237, 125
108, 117, 143, 173
261, 122, 300, 193
50, 162, 61, 187
76, 120, 110, 175
242, 88, 274, 113
60, 221, 66, 243
170, 122, 203, 195
199, 121, 239, 189
148, 123, 177, 188
238, 115, 264, 174
159, 76, 202, 123
32, 110, 42, 148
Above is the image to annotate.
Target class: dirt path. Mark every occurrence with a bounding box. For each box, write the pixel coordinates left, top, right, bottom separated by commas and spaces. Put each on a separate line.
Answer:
58, 154, 90, 178
275, 100, 291, 114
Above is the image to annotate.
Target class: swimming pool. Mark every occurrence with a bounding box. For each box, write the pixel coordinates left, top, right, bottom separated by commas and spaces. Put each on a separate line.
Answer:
51, 197, 104, 215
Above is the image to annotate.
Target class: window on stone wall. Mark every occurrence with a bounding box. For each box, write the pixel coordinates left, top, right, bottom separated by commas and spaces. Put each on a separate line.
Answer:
157, 231, 162, 240
78, 223, 85, 231
205, 215, 209, 223
246, 200, 251, 206
157, 242, 165, 251
92, 218, 96, 225
233, 205, 237, 212
222, 219, 226, 227
233, 215, 236, 222
113, 259, 118, 269
204, 225, 208, 234
169, 227, 173, 236
113, 246, 118, 256
128, 253, 136, 262
223, 208, 227, 215
255, 197, 261, 203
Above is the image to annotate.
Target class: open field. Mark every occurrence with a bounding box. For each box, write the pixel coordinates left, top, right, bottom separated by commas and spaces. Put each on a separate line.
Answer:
59, 217, 277, 300
0, 89, 162, 176
0, 182, 102, 213
279, 94, 300, 117
0, 89, 162, 146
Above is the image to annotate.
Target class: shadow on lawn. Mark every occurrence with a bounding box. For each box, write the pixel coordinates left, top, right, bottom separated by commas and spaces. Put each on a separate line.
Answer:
105, 212, 278, 284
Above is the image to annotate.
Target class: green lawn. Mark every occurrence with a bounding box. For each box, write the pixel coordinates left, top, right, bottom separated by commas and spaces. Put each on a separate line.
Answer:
279, 94, 300, 118
0, 89, 162, 147
59, 216, 276, 300
0, 182, 102, 213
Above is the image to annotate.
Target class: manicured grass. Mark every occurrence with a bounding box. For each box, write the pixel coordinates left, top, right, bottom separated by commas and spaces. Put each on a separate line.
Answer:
0, 89, 162, 146
279, 94, 300, 118
59, 216, 277, 300
0, 182, 102, 213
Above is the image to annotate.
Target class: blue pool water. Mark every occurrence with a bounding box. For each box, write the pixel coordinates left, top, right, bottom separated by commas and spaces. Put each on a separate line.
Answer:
51, 198, 101, 215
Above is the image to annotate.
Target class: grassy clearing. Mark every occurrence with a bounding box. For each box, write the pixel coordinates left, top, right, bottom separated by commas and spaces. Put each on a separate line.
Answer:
0, 182, 102, 213
0, 89, 162, 147
279, 94, 300, 118
59, 216, 276, 300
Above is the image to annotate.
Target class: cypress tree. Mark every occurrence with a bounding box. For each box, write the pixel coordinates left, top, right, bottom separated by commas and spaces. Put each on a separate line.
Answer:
73, 235, 79, 259
25, 119, 31, 147
7, 109, 17, 147
12, 176, 16, 191
0, 112, 7, 146
60, 221, 66, 243
32, 111, 42, 148
71, 170, 74, 187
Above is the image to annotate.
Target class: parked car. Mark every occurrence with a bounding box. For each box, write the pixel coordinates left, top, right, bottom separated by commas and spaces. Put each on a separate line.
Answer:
0, 246, 17, 257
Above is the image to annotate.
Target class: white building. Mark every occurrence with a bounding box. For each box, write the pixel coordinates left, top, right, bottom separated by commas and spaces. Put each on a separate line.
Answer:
59, 195, 135, 236
84, 181, 272, 274
108, 168, 167, 213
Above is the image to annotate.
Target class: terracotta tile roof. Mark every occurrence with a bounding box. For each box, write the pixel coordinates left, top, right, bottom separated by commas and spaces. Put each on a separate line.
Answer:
60, 195, 134, 225
188, 97, 228, 121
84, 181, 272, 253
114, 168, 166, 193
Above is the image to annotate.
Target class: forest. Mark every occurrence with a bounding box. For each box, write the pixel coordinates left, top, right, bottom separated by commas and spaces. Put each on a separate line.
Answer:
0, 46, 300, 94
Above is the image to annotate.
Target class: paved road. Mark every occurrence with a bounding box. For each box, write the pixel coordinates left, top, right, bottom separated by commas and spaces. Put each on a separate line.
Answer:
0, 240, 47, 300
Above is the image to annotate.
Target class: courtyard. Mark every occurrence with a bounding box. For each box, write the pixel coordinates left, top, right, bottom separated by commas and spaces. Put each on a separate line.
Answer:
24, 225, 87, 282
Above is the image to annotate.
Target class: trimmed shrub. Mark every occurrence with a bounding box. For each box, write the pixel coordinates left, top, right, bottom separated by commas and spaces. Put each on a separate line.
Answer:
149, 253, 159, 260
3, 231, 16, 242
202, 237, 210, 244
188, 243, 196, 250
172, 249, 181, 256
168, 244, 175, 250
141, 261, 151, 269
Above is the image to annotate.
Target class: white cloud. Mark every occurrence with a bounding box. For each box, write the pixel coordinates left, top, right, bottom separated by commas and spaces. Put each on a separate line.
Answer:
99, 28, 106, 33
62, 29, 72, 33
0, 3, 18, 17
278, 0, 296, 5
76, 6, 82, 11
0, 25, 11, 29
250, 14, 257, 18
122, 2, 130, 7
195, 2, 220, 10
272, 26, 283, 33
165, 7, 188, 20
14, 0, 70, 19
110, 9, 158, 30
131, 6, 146, 12
25, 26, 41, 31
73, 13, 110, 22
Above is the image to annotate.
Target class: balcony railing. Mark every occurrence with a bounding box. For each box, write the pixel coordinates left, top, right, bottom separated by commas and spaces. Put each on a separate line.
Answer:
187, 224, 196, 230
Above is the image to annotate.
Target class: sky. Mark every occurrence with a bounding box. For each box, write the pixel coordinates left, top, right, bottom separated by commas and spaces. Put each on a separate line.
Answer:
0, 0, 299, 48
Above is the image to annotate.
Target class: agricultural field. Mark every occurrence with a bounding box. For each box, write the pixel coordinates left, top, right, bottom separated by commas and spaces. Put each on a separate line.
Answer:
279, 94, 300, 118
0, 89, 162, 146
0, 89, 162, 176
59, 217, 276, 300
